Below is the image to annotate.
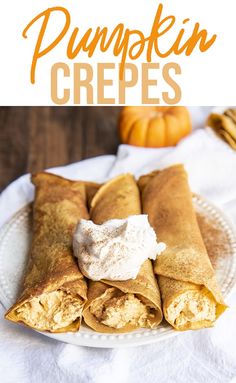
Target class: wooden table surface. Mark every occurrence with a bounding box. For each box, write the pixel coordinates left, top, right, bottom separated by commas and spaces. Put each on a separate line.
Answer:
0, 107, 121, 191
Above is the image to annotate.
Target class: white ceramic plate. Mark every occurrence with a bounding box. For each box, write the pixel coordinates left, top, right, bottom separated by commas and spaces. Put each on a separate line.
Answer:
0, 195, 236, 348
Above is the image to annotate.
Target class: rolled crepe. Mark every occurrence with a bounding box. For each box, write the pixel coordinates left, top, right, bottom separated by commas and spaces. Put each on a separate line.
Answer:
83, 174, 163, 333
139, 165, 227, 331
5, 172, 89, 333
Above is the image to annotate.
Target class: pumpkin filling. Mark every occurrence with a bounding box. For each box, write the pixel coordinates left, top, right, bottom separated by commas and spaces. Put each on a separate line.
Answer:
90, 288, 156, 329
166, 290, 216, 329
15, 290, 83, 331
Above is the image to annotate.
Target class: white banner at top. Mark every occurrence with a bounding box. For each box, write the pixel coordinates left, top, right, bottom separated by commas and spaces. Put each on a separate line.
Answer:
0, 0, 235, 105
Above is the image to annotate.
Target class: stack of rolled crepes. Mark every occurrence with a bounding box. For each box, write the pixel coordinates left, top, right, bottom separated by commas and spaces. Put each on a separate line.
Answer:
139, 164, 227, 330
5, 165, 227, 333
207, 108, 236, 150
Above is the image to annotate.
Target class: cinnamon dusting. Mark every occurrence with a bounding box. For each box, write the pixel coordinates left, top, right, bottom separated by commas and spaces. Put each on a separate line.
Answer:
196, 212, 231, 269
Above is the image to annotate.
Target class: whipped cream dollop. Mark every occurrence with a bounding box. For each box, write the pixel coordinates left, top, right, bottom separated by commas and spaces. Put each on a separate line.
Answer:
73, 215, 166, 281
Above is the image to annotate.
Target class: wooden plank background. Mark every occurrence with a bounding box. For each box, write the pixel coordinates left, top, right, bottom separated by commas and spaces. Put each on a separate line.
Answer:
0, 107, 121, 191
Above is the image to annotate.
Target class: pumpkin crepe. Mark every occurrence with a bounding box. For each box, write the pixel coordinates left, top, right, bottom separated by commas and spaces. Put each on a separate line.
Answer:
83, 174, 163, 333
5, 172, 89, 333
139, 164, 227, 331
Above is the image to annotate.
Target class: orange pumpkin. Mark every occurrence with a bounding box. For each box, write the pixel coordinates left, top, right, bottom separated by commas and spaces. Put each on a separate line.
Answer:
119, 106, 191, 147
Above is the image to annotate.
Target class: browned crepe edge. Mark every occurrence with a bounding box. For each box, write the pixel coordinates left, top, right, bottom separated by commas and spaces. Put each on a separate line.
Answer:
84, 181, 101, 209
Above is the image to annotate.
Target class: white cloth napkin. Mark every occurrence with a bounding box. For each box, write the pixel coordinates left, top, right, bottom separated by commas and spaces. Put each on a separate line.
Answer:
1, 107, 236, 383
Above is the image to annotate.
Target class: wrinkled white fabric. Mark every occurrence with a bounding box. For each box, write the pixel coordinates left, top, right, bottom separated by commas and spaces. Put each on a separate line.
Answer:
0, 106, 236, 383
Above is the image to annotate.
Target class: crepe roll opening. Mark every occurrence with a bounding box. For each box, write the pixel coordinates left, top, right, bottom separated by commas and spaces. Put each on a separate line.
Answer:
11, 290, 84, 331
166, 289, 216, 330
89, 288, 157, 329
